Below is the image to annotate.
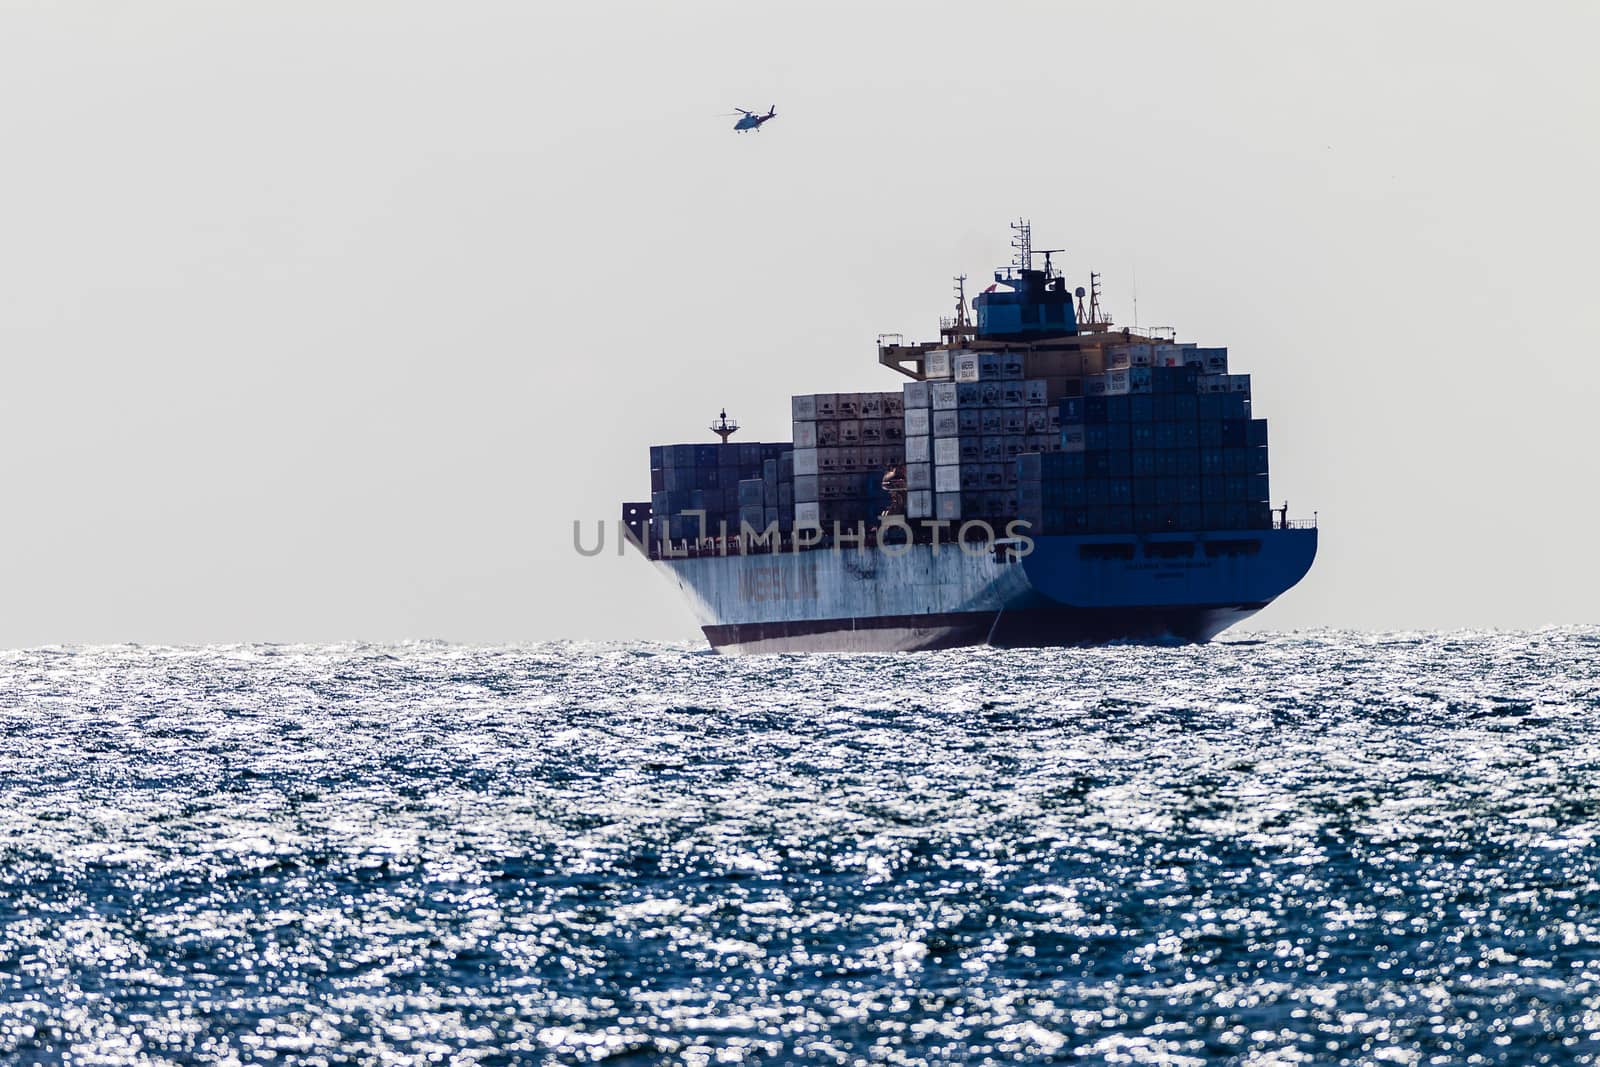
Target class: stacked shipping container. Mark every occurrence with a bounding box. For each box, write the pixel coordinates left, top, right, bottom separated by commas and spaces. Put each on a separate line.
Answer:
650, 442, 793, 542
791, 392, 907, 528
1017, 345, 1273, 533
902, 351, 1058, 522
647, 341, 1270, 541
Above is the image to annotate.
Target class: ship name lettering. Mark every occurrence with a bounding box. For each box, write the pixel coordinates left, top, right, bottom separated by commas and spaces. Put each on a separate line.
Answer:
739, 565, 817, 603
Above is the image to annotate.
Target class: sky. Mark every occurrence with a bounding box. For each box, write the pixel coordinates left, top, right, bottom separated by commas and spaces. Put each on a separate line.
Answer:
1, 1, 1596, 647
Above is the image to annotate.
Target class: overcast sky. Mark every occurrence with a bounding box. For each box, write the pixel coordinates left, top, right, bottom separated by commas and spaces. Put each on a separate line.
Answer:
1, 1, 1596, 647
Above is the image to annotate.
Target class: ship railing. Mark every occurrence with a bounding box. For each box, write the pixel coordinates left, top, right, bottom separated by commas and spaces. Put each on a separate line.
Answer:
647, 514, 1318, 559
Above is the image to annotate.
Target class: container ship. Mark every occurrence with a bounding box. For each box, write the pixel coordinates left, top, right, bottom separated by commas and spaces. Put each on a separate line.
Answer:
620, 222, 1316, 654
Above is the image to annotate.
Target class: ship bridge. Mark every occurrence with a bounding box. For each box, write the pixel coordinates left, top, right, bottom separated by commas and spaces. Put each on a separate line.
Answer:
974, 267, 1078, 341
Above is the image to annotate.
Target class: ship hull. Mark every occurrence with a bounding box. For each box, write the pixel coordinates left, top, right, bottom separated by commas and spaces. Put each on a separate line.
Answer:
654, 529, 1316, 654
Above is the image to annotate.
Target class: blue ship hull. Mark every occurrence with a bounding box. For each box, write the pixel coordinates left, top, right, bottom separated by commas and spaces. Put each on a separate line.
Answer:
654, 528, 1316, 654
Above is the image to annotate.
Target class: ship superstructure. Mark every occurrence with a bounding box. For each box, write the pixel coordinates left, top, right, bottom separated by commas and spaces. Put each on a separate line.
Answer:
621, 222, 1316, 653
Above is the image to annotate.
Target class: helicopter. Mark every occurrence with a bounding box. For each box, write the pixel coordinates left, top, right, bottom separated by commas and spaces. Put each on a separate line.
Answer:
731, 106, 777, 132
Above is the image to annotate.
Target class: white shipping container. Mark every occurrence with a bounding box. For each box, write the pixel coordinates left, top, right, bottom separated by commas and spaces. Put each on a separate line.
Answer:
837, 419, 861, 444
906, 462, 932, 491
905, 408, 931, 437
793, 447, 819, 477
883, 393, 904, 417
907, 489, 934, 519
815, 393, 839, 419
953, 352, 981, 382
934, 437, 961, 466
904, 434, 931, 464
934, 464, 962, 494
1000, 383, 1026, 407
1228, 374, 1252, 393
930, 382, 959, 410
931, 411, 960, 437
793, 420, 817, 449
903, 381, 931, 409
1023, 380, 1048, 406
999, 353, 1025, 379
1025, 406, 1049, 432
792, 395, 818, 421
1202, 348, 1229, 374
795, 502, 821, 528
924, 350, 953, 379
860, 393, 884, 418
935, 492, 962, 521
793, 474, 819, 502
837, 394, 861, 419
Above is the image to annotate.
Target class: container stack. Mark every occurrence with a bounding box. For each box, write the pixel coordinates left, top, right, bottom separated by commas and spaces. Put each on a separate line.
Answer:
901, 352, 1057, 522
650, 442, 794, 542
1017, 347, 1271, 533
791, 392, 907, 529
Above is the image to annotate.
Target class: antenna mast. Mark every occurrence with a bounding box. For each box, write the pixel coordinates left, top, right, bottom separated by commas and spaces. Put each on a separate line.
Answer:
953, 274, 969, 328
1088, 271, 1108, 325
1010, 218, 1032, 273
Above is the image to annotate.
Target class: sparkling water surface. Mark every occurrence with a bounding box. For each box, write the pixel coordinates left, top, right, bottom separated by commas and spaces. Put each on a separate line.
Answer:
2, 630, 1598, 1065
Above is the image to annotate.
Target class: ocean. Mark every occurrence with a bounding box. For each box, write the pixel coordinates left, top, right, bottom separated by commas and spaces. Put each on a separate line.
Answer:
1, 630, 1597, 1065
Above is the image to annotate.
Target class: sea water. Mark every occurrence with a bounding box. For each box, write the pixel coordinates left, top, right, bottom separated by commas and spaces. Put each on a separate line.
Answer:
1, 630, 1597, 1064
